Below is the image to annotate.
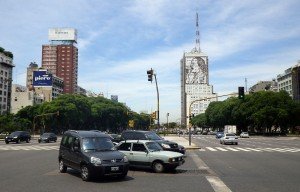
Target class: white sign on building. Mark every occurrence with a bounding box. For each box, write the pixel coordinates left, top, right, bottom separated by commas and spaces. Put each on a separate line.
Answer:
49, 28, 77, 42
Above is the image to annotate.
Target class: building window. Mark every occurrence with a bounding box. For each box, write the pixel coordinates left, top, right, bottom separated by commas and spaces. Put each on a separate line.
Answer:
15, 97, 17, 101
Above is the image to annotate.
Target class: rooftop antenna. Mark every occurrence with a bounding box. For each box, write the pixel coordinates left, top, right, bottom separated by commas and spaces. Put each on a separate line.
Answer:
195, 12, 201, 52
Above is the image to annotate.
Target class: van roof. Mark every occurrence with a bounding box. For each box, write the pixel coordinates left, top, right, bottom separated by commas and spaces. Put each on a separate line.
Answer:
64, 130, 109, 138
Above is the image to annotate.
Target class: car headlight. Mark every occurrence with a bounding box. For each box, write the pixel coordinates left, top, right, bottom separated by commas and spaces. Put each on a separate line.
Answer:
13, 136, 18, 138
169, 158, 177, 162
91, 157, 102, 165
161, 143, 171, 148
122, 156, 128, 163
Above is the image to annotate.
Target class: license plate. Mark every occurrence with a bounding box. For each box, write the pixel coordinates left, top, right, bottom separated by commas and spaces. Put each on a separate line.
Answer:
111, 166, 119, 171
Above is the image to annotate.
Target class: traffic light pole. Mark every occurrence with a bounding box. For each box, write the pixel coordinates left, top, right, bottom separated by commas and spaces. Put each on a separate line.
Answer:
154, 74, 160, 130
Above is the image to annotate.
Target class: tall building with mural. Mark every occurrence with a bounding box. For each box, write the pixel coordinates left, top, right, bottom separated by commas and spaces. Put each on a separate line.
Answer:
181, 13, 217, 127
42, 28, 78, 94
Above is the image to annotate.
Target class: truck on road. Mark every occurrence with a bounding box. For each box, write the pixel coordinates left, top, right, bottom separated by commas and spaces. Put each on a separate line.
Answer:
224, 125, 237, 134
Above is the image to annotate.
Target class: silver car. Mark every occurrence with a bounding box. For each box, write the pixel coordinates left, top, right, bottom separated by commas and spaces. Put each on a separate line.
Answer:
220, 133, 238, 145
240, 132, 250, 138
117, 140, 185, 173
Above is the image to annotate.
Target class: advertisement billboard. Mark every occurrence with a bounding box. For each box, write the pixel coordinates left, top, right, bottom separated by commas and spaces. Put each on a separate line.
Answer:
33, 71, 53, 87
48, 28, 77, 42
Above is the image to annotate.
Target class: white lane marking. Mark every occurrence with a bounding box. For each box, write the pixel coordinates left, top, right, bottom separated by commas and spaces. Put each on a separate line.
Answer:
206, 147, 217, 151
245, 148, 262, 152
215, 147, 228, 151
190, 152, 232, 192
235, 147, 250, 151
206, 176, 232, 192
225, 147, 239, 151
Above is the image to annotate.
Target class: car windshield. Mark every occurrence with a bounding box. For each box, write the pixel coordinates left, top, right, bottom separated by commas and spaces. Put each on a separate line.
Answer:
145, 132, 162, 140
42, 133, 51, 137
82, 137, 114, 152
145, 142, 163, 152
9, 132, 21, 137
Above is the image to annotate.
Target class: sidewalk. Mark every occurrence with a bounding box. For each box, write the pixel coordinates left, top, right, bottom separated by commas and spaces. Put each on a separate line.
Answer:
162, 135, 201, 150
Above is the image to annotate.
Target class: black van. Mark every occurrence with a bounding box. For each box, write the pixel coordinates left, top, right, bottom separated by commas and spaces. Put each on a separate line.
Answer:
58, 130, 129, 181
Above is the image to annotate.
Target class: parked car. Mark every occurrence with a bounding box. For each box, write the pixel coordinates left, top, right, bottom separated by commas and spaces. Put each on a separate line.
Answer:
108, 134, 122, 144
220, 133, 238, 145
240, 132, 250, 138
215, 132, 224, 139
5, 131, 31, 144
58, 130, 129, 181
38, 132, 57, 143
117, 140, 185, 173
121, 130, 186, 154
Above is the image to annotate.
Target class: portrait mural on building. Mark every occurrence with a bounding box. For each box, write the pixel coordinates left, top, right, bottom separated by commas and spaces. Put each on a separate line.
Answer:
185, 57, 208, 84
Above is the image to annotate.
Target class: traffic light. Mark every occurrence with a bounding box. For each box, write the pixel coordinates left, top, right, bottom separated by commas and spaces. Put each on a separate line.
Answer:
238, 87, 245, 100
151, 111, 157, 120
147, 69, 153, 82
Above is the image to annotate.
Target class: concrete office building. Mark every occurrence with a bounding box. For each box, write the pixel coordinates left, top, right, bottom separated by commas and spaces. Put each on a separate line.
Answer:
10, 84, 43, 114
277, 61, 300, 101
180, 13, 217, 128
42, 28, 78, 94
26, 64, 64, 101
249, 80, 278, 93
0, 48, 14, 114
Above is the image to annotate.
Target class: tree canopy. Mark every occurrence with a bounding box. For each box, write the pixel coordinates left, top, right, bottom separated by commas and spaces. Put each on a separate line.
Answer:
0, 94, 152, 134
191, 91, 300, 134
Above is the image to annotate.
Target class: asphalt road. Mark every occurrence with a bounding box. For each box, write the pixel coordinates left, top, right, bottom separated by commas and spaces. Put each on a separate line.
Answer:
190, 135, 300, 192
0, 136, 299, 192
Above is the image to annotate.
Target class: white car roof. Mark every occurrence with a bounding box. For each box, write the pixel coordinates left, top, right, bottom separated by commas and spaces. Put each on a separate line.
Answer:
119, 140, 154, 144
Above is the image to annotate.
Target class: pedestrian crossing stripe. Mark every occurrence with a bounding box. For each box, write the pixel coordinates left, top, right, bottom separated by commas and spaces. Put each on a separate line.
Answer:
200, 147, 300, 152
0, 146, 59, 151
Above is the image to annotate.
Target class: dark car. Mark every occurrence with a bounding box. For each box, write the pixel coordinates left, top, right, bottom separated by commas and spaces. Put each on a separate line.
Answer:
5, 131, 31, 144
120, 130, 186, 154
38, 132, 57, 143
216, 132, 224, 139
58, 130, 129, 181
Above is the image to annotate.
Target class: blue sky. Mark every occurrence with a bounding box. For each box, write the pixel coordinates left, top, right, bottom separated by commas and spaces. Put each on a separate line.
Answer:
1, 0, 300, 122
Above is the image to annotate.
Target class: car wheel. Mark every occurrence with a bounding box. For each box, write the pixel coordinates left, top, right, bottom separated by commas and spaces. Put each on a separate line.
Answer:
152, 161, 165, 173
5, 141, 9, 144
26, 139, 30, 143
236, 143, 238, 145
59, 159, 67, 173
16, 139, 20, 144
38, 140, 41, 143
81, 165, 91, 181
